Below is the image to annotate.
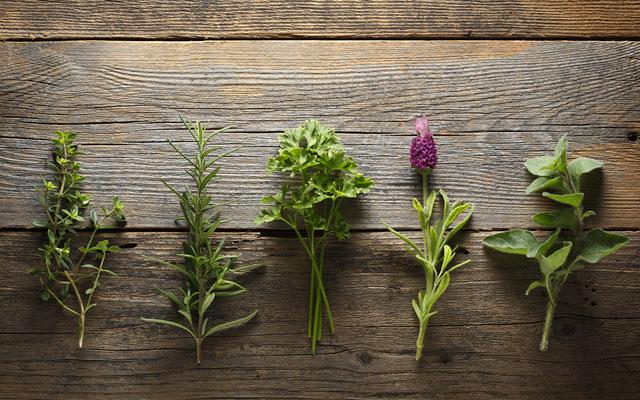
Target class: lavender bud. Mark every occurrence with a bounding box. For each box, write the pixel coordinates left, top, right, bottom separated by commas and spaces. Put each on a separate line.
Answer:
410, 115, 438, 171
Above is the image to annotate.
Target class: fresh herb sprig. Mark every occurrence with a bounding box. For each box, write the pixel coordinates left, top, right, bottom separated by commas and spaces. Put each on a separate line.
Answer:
483, 135, 629, 351
32, 131, 126, 348
142, 118, 258, 364
256, 120, 373, 353
384, 116, 473, 360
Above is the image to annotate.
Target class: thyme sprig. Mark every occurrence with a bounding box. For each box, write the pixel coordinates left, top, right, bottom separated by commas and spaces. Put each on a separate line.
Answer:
32, 131, 126, 348
483, 135, 629, 351
256, 120, 373, 353
142, 117, 258, 364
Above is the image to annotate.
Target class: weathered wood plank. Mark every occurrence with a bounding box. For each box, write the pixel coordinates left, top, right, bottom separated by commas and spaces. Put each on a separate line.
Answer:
1, 1, 639, 40
1, 41, 639, 140
1, 41, 638, 230
1, 231, 638, 399
0, 134, 637, 230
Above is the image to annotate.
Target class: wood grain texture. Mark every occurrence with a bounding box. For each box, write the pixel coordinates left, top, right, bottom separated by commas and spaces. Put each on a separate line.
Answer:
0, 230, 638, 399
1, 1, 640, 40
0, 40, 638, 230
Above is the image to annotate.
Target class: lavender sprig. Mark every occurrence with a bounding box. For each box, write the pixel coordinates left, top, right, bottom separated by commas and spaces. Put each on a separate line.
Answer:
385, 116, 473, 360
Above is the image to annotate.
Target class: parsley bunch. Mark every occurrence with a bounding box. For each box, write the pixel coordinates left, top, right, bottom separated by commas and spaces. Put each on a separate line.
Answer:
142, 118, 258, 364
483, 136, 629, 351
257, 120, 373, 353
32, 131, 126, 348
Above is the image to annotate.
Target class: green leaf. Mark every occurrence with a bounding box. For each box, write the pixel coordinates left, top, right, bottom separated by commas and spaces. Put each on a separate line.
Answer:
568, 157, 603, 180
204, 309, 258, 337
40, 290, 50, 301
482, 230, 537, 255
85, 287, 95, 294
525, 281, 546, 295
575, 229, 629, 264
412, 198, 423, 214
553, 135, 568, 173
540, 241, 572, 276
200, 292, 216, 314
384, 222, 422, 256
445, 204, 473, 241
526, 176, 563, 193
141, 317, 196, 338
527, 229, 560, 259
542, 192, 584, 207
430, 272, 450, 304
532, 208, 576, 229
524, 156, 557, 177
582, 210, 596, 219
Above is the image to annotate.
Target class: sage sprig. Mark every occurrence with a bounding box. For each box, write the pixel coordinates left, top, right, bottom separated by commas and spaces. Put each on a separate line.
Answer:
32, 131, 126, 348
141, 118, 257, 364
483, 135, 629, 351
256, 120, 373, 353
384, 116, 473, 361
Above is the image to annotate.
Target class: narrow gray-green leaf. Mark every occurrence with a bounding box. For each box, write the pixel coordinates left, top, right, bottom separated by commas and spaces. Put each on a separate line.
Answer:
204, 310, 258, 337
141, 318, 196, 338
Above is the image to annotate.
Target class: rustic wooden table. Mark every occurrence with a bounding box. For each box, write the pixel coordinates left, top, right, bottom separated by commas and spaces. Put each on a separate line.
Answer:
1, 2, 639, 399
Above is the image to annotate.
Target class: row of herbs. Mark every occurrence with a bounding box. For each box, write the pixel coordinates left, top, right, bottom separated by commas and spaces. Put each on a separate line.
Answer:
33, 117, 629, 362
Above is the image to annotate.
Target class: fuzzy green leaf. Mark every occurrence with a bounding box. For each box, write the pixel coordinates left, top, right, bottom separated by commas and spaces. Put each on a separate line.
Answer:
525, 281, 546, 295
526, 176, 564, 193
483, 230, 537, 255
532, 208, 576, 229
526, 229, 560, 259
540, 242, 572, 276
542, 192, 584, 207
575, 229, 629, 264
524, 156, 557, 177
568, 157, 603, 180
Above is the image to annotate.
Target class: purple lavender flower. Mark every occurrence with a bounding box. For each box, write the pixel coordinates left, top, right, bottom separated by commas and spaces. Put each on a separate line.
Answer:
410, 115, 438, 171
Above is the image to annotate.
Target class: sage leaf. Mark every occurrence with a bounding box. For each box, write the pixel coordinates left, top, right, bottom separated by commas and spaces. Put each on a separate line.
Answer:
575, 229, 629, 264
525, 281, 546, 295
526, 176, 563, 193
540, 242, 572, 276
482, 230, 537, 255
532, 208, 576, 229
524, 156, 557, 177
542, 192, 584, 207
527, 229, 560, 259
568, 157, 603, 179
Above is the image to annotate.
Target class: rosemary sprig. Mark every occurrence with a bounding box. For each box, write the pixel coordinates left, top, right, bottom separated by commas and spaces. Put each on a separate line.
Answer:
256, 120, 374, 353
32, 131, 126, 348
142, 117, 258, 364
